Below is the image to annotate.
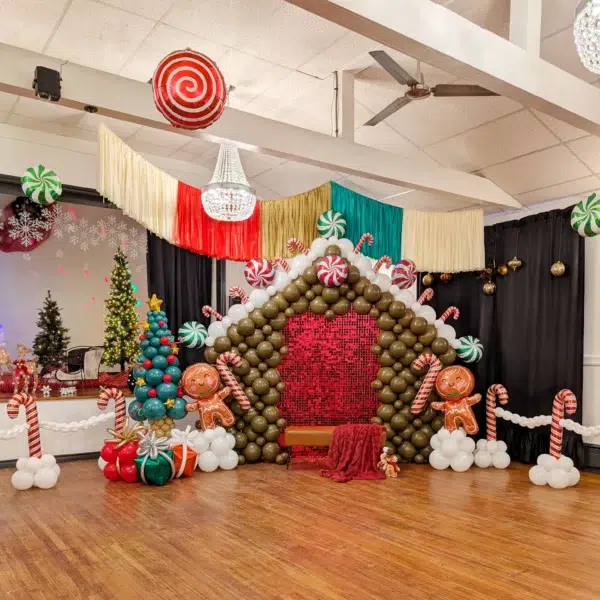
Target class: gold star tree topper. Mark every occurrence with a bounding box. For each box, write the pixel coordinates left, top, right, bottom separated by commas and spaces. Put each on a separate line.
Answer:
146, 294, 163, 311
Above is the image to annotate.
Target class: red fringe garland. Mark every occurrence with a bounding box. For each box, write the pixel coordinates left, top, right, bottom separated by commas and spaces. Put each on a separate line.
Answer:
173, 181, 261, 261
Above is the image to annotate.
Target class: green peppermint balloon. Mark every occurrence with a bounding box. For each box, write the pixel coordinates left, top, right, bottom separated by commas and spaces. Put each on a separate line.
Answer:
317, 209, 346, 238
178, 321, 207, 348
21, 164, 62, 205
571, 192, 600, 237
456, 336, 483, 363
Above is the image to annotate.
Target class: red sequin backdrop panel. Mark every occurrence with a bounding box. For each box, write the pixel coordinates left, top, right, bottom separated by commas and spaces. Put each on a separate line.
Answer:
278, 311, 380, 426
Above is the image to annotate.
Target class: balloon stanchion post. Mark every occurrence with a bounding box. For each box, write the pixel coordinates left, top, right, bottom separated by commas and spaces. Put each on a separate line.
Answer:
474, 384, 511, 469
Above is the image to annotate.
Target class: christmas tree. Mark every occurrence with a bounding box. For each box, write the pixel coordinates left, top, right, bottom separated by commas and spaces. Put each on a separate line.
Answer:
129, 294, 186, 437
33, 290, 70, 374
102, 247, 140, 370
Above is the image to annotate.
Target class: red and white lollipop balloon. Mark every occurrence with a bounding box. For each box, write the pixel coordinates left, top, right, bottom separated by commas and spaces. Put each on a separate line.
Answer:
316, 255, 349, 287
392, 259, 417, 290
152, 49, 226, 130
244, 259, 276, 289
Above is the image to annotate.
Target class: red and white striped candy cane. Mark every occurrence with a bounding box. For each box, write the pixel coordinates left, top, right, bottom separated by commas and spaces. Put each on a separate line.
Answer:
439, 306, 460, 323
7, 393, 41, 458
410, 354, 442, 415
418, 288, 434, 304
228, 286, 249, 304
486, 384, 509, 441
286, 238, 310, 255
273, 257, 290, 273
202, 306, 223, 321
216, 352, 251, 410
550, 389, 577, 459
98, 387, 126, 435
374, 256, 392, 273
354, 233, 374, 254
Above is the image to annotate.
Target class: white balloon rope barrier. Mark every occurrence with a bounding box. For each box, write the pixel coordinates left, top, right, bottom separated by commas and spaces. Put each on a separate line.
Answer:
495, 407, 596, 436
39, 412, 115, 432
0, 423, 30, 440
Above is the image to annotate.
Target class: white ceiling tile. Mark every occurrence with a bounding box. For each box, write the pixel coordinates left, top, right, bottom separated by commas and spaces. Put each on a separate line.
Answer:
0, 111, 10, 124
541, 28, 598, 83
5, 114, 97, 142
13, 97, 84, 123
479, 146, 591, 195
119, 23, 226, 82
253, 161, 336, 197
163, 0, 280, 48
426, 110, 559, 171
99, 0, 176, 21
354, 120, 418, 157
390, 189, 478, 212
179, 137, 219, 160
433, 0, 509, 38
239, 151, 287, 178
531, 109, 588, 142
251, 180, 280, 200
567, 135, 600, 172
168, 149, 198, 163
76, 113, 142, 138
516, 175, 600, 206
541, 0, 577, 39
127, 137, 183, 157
45, 0, 155, 73
0, 0, 70, 52
128, 126, 189, 150
0, 92, 18, 112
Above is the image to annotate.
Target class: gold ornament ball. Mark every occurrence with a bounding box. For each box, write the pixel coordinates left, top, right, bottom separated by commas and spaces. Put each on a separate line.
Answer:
483, 281, 497, 296
497, 264, 508, 276
508, 256, 522, 271
422, 273, 434, 286
551, 260, 566, 277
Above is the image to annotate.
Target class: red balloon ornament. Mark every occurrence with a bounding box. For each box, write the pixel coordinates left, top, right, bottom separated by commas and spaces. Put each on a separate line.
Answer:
103, 462, 121, 482
143, 359, 153, 369
152, 49, 226, 130
117, 442, 138, 465
163, 374, 172, 383
167, 355, 177, 364
139, 334, 146, 341
160, 336, 169, 345
148, 388, 157, 398
100, 441, 119, 463
158, 320, 165, 327
119, 463, 138, 483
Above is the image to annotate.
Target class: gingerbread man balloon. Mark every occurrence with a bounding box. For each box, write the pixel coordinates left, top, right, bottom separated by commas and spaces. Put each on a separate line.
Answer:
431, 366, 481, 434
182, 363, 236, 430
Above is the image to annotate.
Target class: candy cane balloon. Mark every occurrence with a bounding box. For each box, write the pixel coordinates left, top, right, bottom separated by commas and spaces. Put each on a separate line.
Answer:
374, 256, 392, 273
202, 306, 223, 321
410, 354, 442, 415
98, 387, 126, 434
354, 233, 374, 254
550, 389, 577, 459
286, 238, 310, 255
486, 384, 509, 441
228, 286, 249, 304
418, 288, 434, 304
216, 352, 251, 409
439, 306, 460, 323
7, 393, 41, 458
273, 257, 290, 273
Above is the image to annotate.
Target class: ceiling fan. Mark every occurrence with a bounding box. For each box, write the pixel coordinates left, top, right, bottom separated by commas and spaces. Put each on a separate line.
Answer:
364, 50, 498, 126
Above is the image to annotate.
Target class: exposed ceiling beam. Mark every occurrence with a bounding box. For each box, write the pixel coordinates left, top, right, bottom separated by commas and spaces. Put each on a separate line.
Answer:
510, 0, 542, 56
285, 0, 600, 136
0, 42, 519, 209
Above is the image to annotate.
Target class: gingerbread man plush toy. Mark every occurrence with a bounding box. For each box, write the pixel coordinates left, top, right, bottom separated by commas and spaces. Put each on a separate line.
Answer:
431, 366, 481, 434
181, 363, 236, 430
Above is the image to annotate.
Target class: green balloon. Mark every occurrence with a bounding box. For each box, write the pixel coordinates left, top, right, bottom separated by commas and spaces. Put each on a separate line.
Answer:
377, 367, 396, 384
167, 397, 187, 420
246, 330, 265, 348
400, 424, 416, 440
234, 432, 248, 449
252, 378, 270, 395
262, 442, 280, 462
384, 423, 395, 440
390, 413, 409, 432
237, 317, 256, 336
243, 442, 262, 463
390, 376, 408, 394
263, 424, 281, 442
431, 416, 445, 432
379, 386, 396, 404
250, 415, 268, 433
431, 337, 449, 355
377, 404, 396, 422
399, 441, 417, 460
376, 312, 396, 331
244, 426, 259, 442
142, 398, 167, 420
410, 317, 428, 335
214, 336, 232, 353
262, 406, 280, 423
411, 430, 429, 449
388, 301, 406, 319
414, 453, 425, 464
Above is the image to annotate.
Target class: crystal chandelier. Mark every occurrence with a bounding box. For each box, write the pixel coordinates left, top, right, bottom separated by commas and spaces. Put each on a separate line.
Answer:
202, 144, 256, 221
574, 0, 600, 74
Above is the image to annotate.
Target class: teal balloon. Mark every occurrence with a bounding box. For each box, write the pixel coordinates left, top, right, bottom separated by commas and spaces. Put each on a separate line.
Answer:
152, 355, 168, 370
128, 400, 145, 421
157, 382, 177, 400
136, 354, 145, 363
150, 322, 159, 332
150, 337, 161, 347
165, 366, 181, 383
140, 340, 150, 349
148, 315, 156, 322
145, 368, 164, 386
158, 311, 166, 317
167, 397, 188, 420
133, 367, 146, 379
155, 328, 167, 337
169, 357, 180, 367
144, 346, 158, 359
145, 330, 154, 339
134, 385, 150, 400
143, 398, 167, 420
158, 345, 172, 356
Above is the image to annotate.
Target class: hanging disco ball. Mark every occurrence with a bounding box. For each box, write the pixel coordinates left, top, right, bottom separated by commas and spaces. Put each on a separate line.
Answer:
574, 1, 600, 74
152, 49, 227, 130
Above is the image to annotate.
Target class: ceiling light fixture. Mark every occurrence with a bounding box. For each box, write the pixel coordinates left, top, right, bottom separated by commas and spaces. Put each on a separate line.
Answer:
574, 0, 600, 73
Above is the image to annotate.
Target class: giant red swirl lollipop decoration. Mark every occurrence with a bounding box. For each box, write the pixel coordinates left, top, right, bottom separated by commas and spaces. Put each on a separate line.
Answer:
152, 49, 226, 130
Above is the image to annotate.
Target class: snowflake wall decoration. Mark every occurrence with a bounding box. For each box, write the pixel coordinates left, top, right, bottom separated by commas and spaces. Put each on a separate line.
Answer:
7, 210, 51, 247
67, 217, 101, 252
42, 204, 72, 239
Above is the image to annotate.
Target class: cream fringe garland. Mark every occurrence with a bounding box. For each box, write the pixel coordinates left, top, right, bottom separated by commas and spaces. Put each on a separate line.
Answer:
97, 124, 178, 242
402, 208, 485, 273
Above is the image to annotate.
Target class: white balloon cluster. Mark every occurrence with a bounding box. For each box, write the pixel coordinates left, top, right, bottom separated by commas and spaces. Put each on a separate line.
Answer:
528, 454, 580, 489
190, 426, 239, 472
473, 439, 511, 469
12, 454, 61, 490
0, 422, 29, 440
429, 428, 476, 472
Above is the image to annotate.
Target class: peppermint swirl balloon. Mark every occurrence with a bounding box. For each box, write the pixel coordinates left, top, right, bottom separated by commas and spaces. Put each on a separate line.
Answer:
244, 258, 276, 289
317, 210, 346, 238
21, 165, 62, 205
457, 336, 484, 363
316, 255, 349, 287
571, 192, 600, 237
391, 259, 417, 290
178, 321, 208, 349
152, 49, 226, 130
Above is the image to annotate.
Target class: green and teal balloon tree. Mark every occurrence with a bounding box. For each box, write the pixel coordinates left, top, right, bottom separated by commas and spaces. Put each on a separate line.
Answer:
129, 294, 186, 438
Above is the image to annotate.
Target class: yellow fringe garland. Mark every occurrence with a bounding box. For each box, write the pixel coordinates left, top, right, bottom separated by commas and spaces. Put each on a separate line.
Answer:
260, 183, 331, 258
97, 124, 178, 242
402, 208, 485, 273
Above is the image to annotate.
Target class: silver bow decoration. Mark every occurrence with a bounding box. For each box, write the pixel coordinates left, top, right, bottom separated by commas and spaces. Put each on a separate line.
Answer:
169, 425, 199, 449
137, 430, 171, 460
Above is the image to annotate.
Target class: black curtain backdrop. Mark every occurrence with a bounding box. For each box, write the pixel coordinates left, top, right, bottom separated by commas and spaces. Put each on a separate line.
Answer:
422, 207, 585, 466
147, 232, 213, 369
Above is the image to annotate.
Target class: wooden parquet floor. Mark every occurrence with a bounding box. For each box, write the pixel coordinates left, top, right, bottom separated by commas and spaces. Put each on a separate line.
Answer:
0, 461, 599, 600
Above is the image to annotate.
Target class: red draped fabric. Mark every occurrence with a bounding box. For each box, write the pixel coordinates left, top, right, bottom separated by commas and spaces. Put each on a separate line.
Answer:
173, 181, 261, 260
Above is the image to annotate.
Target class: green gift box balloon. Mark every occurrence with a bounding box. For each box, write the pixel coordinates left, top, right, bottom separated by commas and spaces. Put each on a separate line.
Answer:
135, 431, 175, 485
